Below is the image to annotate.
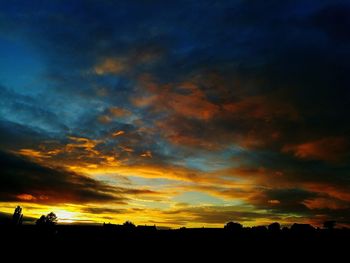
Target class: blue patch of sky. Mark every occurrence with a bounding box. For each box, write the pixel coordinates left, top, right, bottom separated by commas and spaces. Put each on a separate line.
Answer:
0, 37, 46, 95
174, 145, 248, 172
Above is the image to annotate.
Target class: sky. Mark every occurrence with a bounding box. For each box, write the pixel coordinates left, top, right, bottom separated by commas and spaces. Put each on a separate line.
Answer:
0, 0, 350, 228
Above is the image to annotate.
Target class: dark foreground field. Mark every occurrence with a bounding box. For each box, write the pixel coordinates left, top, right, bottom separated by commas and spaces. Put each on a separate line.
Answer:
1, 224, 350, 259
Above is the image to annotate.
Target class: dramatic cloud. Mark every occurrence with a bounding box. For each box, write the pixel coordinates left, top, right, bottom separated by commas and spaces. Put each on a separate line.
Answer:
0, 151, 161, 205
0, 150, 118, 204
0, 0, 349, 227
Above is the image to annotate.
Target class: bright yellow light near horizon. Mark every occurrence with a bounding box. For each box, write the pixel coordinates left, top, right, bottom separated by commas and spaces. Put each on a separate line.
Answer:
55, 210, 77, 223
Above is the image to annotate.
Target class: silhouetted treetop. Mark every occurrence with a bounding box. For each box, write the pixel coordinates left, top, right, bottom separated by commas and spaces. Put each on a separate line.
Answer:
224, 222, 243, 232
12, 206, 23, 226
123, 221, 136, 229
36, 212, 57, 227
291, 223, 315, 233
268, 222, 281, 232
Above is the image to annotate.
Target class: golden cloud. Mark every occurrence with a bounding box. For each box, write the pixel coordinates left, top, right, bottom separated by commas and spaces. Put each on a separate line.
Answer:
112, 130, 125, 137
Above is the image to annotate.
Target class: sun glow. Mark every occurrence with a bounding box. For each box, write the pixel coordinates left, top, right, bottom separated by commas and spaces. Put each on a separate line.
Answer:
55, 210, 77, 223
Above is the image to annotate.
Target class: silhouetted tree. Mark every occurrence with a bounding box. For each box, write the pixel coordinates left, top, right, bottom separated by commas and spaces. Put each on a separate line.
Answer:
268, 222, 281, 232
46, 212, 58, 225
323, 220, 336, 230
252, 225, 267, 234
224, 222, 243, 232
282, 226, 289, 233
36, 215, 46, 226
12, 206, 23, 226
137, 225, 157, 233
291, 223, 315, 233
123, 221, 136, 230
36, 212, 57, 227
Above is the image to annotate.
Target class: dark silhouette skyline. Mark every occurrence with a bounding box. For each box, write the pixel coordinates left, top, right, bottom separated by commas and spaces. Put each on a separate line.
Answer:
3, 206, 347, 231
1, 206, 349, 260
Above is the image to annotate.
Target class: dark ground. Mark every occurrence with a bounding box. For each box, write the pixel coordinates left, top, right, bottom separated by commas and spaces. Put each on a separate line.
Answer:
1, 224, 349, 260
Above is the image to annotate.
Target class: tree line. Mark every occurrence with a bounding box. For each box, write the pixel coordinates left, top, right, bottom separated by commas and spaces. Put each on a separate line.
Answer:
8, 205, 339, 231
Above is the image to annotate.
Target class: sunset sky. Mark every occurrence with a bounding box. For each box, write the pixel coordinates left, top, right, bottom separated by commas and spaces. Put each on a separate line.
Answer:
1, 0, 349, 228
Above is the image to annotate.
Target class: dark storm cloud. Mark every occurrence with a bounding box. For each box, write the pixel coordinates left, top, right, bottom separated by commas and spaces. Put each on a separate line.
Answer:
311, 3, 350, 43
0, 151, 161, 204
256, 151, 350, 194
0, 150, 121, 204
0, 119, 51, 150
252, 188, 318, 215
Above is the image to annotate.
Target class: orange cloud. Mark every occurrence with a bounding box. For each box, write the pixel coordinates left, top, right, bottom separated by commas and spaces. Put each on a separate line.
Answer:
94, 57, 125, 75
98, 107, 131, 124
303, 197, 348, 210
17, 194, 37, 201
303, 182, 350, 202
119, 145, 134, 153
268, 199, 281, 205
98, 115, 112, 123
223, 95, 298, 121
155, 115, 231, 150
14, 136, 125, 170
131, 95, 157, 107
112, 130, 125, 137
66, 136, 101, 155
109, 107, 131, 117
282, 137, 348, 162
94, 47, 162, 76
17, 149, 50, 159
158, 130, 221, 150
167, 82, 220, 120
140, 150, 152, 158
133, 77, 220, 120
133, 75, 301, 151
